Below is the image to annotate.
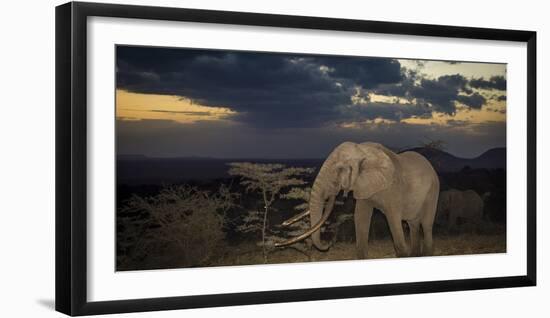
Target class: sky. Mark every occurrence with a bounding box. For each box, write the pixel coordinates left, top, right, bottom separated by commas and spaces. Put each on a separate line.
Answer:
116, 45, 506, 159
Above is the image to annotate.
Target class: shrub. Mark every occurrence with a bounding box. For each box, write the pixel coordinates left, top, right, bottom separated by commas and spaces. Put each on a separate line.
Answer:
117, 185, 236, 269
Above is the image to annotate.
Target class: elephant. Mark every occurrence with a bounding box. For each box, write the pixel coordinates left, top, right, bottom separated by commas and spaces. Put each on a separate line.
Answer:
436, 189, 484, 230
275, 141, 440, 258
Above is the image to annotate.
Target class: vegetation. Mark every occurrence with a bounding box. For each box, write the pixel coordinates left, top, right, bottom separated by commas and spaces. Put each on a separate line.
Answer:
228, 162, 314, 263
419, 136, 448, 151
117, 185, 237, 270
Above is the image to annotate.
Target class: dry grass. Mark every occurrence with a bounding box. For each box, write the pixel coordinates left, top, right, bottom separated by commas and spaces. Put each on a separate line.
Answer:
215, 233, 506, 267
120, 232, 505, 270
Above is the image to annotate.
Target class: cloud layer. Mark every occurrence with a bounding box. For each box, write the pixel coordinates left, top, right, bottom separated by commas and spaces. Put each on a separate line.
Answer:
117, 46, 505, 128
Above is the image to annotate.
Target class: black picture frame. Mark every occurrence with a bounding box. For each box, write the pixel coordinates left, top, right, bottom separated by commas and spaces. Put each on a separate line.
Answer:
55, 1, 537, 316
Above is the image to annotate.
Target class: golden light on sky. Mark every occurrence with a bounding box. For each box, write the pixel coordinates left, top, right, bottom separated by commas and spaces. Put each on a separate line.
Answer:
398, 59, 506, 79
118, 85, 506, 130
368, 93, 410, 104
402, 99, 506, 126
116, 89, 236, 123
346, 89, 506, 129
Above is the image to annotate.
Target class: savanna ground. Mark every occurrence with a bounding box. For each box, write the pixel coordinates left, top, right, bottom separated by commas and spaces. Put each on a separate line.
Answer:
221, 233, 506, 267
118, 227, 506, 271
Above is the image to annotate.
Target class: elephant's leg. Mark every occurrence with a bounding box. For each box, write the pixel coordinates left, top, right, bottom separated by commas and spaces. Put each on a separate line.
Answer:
421, 221, 433, 256
354, 200, 373, 259
407, 220, 421, 257
385, 212, 410, 257
420, 187, 440, 256
420, 194, 438, 256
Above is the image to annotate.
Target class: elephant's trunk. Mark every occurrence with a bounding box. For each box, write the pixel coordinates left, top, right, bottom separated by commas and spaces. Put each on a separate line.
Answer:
275, 159, 337, 249
309, 186, 335, 251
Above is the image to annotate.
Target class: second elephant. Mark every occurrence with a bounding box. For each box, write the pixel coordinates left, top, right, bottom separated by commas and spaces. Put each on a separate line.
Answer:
437, 189, 484, 229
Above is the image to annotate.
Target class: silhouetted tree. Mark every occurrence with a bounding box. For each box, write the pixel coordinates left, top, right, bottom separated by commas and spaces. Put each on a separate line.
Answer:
228, 162, 313, 263
419, 136, 447, 151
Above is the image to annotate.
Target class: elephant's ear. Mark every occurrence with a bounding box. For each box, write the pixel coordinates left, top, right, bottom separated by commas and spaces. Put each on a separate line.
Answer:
351, 148, 396, 200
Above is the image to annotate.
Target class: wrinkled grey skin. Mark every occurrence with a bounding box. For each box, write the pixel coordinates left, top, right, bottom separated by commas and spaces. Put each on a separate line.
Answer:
437, 189, 484, 229
301, 142, 440, 257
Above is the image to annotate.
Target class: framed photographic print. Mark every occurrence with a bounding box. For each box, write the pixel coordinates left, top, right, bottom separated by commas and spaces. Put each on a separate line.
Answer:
55, 1, 536, 316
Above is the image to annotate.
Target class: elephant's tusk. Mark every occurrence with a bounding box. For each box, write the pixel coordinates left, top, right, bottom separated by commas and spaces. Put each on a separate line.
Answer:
275, 208, 331, 247
281, 210, 310, 227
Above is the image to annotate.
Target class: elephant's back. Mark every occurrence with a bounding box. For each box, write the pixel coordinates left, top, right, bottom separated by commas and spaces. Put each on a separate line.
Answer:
397, 151, 440, 220
464, 190, 482, 202
397, 151, 439, 197
460, 190, 483, 219
398, 151, 438, 179
464, 190, 484, 208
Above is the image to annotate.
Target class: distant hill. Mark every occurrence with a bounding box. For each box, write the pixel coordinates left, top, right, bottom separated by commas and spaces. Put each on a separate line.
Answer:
404, 147, 506, 172
116, 157, 323, 185
116, 148, 505, 185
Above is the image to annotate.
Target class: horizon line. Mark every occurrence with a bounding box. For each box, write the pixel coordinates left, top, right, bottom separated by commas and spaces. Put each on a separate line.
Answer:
117, 146, 506, 161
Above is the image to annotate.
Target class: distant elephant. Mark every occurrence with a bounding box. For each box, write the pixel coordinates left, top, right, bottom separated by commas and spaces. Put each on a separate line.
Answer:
437, 189, 484, 229
276, 142, 440, 257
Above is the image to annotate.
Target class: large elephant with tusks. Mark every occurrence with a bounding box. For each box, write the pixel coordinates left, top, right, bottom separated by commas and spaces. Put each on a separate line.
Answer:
276, 142, 440, 257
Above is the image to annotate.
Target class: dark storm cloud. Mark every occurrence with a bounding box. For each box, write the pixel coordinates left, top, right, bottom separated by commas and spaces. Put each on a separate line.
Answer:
456, 92, 486, 109
315, 56, 403, 87
412, 74, 469, 114
375, 73, 492, 114
117, 46, 405, 128
469, 76, 506, 90
117, 46, 499, 128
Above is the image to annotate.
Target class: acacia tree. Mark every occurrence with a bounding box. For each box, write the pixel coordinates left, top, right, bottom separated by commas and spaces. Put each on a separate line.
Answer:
228, 162, 314, 263
419, 136, 447, 151
418, 136, 448, 170
278, 187, 314, 259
